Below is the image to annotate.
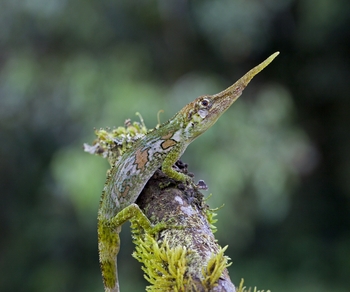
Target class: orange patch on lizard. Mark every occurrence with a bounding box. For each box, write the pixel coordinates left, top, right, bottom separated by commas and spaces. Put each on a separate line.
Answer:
161, 133, 173, 140
135, 148, 149, 171
161, 139, 177, 149
120, 185, 130, 198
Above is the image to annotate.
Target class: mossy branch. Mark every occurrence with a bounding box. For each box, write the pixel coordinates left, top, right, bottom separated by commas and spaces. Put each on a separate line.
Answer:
85, 115, 271, 291
130, 164, 235, 292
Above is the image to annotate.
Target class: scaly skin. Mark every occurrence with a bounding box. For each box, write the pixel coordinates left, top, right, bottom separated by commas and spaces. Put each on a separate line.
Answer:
97, 52, 279, 292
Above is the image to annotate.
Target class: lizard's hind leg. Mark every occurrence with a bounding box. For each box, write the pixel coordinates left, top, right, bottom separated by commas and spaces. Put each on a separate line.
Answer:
98, 203, 166, 292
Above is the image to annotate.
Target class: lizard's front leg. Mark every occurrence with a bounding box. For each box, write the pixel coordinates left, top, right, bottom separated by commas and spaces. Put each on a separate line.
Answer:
161, 145, 191, 183
98, 203, 165, 292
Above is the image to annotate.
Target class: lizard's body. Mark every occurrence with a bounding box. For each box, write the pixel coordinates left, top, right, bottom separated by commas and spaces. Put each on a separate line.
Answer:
99, 121, 186, 220
97, 52, 279, 292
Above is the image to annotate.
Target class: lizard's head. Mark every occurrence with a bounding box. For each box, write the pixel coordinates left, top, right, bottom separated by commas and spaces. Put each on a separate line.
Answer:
178, 52, 279, 142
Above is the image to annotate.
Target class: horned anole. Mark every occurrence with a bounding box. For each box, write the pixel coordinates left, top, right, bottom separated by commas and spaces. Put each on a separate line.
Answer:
94, 52, 279, 291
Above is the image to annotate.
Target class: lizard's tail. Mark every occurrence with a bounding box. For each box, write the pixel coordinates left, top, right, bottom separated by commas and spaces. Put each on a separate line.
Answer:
98, 221, 121, 292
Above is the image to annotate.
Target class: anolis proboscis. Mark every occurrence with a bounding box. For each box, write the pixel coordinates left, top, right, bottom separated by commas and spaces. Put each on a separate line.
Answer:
94, 52, 279, 292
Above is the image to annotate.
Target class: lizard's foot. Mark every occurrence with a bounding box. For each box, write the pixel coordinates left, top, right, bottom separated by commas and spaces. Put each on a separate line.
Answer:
159, 181, 172, 189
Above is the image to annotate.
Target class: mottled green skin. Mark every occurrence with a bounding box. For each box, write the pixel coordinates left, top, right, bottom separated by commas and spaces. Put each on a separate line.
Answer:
97, 52, 279, 292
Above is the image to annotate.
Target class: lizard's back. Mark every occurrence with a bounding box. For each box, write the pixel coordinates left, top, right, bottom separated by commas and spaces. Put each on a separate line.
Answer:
99, 126, 185, 220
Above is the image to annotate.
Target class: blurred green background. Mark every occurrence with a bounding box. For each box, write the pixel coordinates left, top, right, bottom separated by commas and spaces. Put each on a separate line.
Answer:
1, 0, 349, 291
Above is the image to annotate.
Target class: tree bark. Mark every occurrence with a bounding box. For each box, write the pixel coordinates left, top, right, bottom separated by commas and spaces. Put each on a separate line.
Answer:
132, 161, 235, 292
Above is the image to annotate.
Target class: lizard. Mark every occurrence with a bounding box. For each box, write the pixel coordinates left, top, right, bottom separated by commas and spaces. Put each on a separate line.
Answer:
96, 52, 279, 292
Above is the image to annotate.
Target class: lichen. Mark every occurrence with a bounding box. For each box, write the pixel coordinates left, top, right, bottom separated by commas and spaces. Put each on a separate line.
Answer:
83, 112, 147, 165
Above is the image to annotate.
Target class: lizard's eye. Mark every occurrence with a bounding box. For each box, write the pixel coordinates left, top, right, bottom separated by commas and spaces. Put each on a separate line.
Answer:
200, 98, 210, 107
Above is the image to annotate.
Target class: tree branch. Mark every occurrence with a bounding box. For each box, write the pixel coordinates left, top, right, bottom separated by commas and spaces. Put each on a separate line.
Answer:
131, 161, 235, 292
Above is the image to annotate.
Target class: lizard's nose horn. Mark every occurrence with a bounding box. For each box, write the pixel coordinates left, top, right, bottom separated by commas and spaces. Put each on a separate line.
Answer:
213, 51, 280, 99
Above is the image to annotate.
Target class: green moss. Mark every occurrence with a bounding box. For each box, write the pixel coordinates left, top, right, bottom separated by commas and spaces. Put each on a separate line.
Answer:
132, 230, 190, 291
204, 194, 224, 234
201, 245, 232, 288
131, 218, 232, 291
236, 279, 271, 292
204, 207, 218, 234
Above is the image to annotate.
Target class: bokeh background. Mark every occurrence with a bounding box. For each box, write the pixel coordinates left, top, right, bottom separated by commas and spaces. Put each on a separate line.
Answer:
1, 0, 349, 291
